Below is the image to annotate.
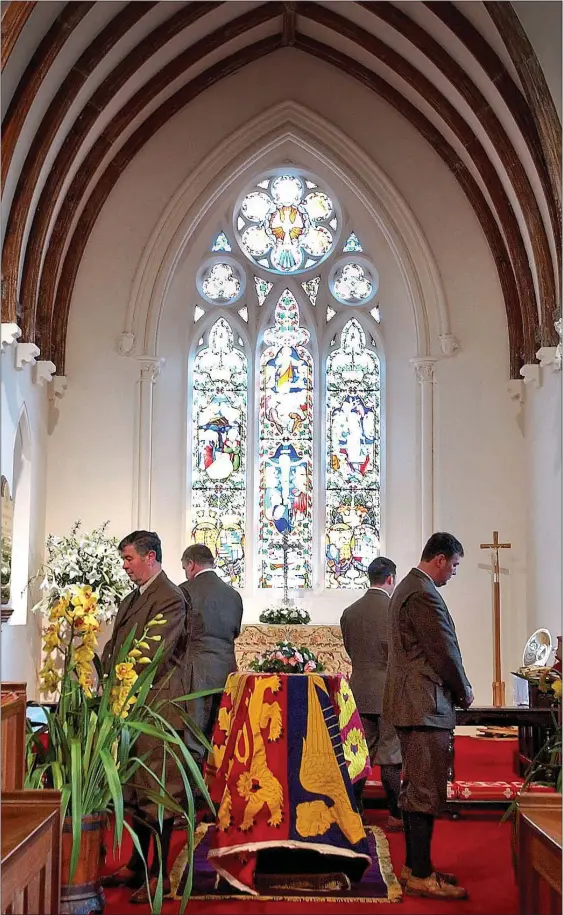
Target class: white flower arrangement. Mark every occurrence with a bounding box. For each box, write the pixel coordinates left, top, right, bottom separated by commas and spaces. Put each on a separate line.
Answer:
31, 521, 131, 623
259, 601, 311, 625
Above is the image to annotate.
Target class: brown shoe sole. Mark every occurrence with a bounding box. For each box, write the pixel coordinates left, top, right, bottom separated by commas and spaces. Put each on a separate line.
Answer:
406, 885, 468, 900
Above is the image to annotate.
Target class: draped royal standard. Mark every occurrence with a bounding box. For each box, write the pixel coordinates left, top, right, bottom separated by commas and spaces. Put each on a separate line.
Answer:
206, 672, 371, 895
259, 291, 313, 589
325, 320, 381, 589
190, 319, 247, 586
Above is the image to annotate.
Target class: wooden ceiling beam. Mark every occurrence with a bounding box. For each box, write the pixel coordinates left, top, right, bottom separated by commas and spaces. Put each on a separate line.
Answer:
36, 4, 284, 355
297, 2, 537, 362
1, 2, 156, 326
1, 2, 94, 190
50, 34, 284, 371
1, 1, 37, 71
295, 33, 525, 377
425, 0, 561, 274
358, 0, 557, 338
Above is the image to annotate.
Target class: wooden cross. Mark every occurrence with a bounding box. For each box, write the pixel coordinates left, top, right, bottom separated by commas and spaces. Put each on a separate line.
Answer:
480, 531, 511, 707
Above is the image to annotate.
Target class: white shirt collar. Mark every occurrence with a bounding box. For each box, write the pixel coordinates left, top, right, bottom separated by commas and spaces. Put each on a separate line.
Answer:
194, 568, 215, 579
368, 587, 390, 596
139, 569, 162, 595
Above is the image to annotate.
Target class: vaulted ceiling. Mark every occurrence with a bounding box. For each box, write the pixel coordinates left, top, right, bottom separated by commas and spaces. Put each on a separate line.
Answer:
1, 1, 561, 377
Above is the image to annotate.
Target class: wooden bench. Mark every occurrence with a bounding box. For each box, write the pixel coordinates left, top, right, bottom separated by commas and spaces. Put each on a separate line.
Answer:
1, 790, 61, 915
517, 792, 562, 915
1, 682, 26, 791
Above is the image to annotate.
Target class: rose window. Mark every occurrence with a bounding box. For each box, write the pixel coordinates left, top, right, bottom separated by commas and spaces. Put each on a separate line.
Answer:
235, 173, 338, 274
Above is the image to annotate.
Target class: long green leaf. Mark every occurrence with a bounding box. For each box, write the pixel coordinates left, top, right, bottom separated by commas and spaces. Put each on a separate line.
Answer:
99, 748, 124, 846
122, 820, 151, 907
69, 738, 83, 880
125, 720, 180, 743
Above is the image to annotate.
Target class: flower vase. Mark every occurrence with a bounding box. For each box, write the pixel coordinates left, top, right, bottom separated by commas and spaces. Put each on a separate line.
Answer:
60, 814, 106, 915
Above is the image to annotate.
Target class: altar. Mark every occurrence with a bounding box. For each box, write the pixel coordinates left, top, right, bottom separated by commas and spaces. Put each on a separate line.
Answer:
235, 624, 351, 677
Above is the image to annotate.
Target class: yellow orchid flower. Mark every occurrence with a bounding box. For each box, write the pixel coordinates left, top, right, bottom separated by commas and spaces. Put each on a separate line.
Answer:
43, 628, 61, 651
137, 657, 152, 665
74, 645, 94, 664
115, 661, 136, 681
552, 679, 562, 698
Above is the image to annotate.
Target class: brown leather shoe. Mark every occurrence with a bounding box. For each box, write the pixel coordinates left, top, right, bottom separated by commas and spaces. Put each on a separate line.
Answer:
406, 872, 467, 899
400, 866, 458, 886
386, 815, 404, 832
129, 876, 171, 904
100, 866, 144, 888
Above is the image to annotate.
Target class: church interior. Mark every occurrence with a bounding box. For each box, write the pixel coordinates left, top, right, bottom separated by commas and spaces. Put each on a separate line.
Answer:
1, 1, 561, 913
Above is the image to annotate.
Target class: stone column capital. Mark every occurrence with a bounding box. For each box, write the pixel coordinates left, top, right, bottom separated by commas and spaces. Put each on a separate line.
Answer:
138, 357, 164, 384
411, 357, 438, 383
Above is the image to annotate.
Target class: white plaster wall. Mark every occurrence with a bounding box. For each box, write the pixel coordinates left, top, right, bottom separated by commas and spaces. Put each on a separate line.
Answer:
524, 369, 562, 643
0, 343, 49, 698
44, 50, 536, 704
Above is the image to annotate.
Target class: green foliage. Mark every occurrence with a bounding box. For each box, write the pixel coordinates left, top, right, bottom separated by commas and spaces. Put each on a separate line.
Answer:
26, 627, 220, 914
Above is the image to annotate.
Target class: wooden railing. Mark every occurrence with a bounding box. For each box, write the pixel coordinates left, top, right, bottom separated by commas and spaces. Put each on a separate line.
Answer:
1, 682, 26, 790
1, 790, 61, 915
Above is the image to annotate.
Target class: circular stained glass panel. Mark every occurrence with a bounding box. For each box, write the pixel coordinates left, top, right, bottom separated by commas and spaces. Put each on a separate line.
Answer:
235, 172, 339, 274
329, 259, 378, 305
197, 259, 245, 305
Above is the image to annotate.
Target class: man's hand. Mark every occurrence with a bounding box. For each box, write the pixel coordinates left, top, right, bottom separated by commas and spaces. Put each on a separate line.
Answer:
456, 689, 474, 709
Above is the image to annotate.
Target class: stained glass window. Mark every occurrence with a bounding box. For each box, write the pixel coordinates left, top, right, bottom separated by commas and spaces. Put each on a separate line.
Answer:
254, 276, 273, 306
258, 290, 313, 589
236, 173, 338, 274
301, 276, 320, 306
190, 319, 247, 586
343, 232, 363, 253
211, 231, 232, 252
197, 261, 244, 304
330, 262, 377, 305
325, 319, 380, 589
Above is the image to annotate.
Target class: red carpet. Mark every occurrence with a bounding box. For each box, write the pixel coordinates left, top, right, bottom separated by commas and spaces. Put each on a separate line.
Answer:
103, 738, 519, 914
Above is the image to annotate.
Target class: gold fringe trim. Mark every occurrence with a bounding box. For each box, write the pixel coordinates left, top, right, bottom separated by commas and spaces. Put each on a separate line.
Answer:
370, 825, 403, 903
169, 823, 402, 903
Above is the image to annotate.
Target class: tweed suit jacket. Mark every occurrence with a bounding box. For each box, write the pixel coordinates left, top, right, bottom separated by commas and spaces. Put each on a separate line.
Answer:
383, 568, 472, 729
340, 588, 391, 715
180, 570, 243, 693
101, 570, 191, 817
102, 571, 191, 724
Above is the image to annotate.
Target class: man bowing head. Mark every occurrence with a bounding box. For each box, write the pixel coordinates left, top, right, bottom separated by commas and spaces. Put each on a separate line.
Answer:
101, 531, 191, 904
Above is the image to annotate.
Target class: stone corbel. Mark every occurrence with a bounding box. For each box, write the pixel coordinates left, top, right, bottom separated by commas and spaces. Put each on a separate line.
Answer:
439, 334, 460, 358
118, 332, 135, 355
536, 317, 561, 372
520, 363, 542, 388
536, 346, 561, 371
34, 360, 57, 386
49, 375, 68, 401
507, 379, 525, 423
15, 341, 40, 369
1, 323, 21, 352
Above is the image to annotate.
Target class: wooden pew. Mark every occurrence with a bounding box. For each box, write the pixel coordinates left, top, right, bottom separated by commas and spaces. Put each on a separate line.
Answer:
517, 792, 562, 915
1, 682, 26, 790
1, 790, 61, 915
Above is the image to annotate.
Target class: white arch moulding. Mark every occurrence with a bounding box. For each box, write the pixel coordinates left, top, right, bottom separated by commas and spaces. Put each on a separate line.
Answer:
125, 101, 451, 360
126, 102, 453, 539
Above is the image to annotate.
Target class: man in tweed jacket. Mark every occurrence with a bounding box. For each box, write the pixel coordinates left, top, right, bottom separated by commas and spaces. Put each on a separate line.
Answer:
384, 532, 473, 901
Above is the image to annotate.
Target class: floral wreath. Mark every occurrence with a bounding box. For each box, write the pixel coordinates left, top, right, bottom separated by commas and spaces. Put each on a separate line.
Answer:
249, 640, 324, 674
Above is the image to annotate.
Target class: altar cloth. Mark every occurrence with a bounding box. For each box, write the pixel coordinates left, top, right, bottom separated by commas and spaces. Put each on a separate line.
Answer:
205, 672, 371, 894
